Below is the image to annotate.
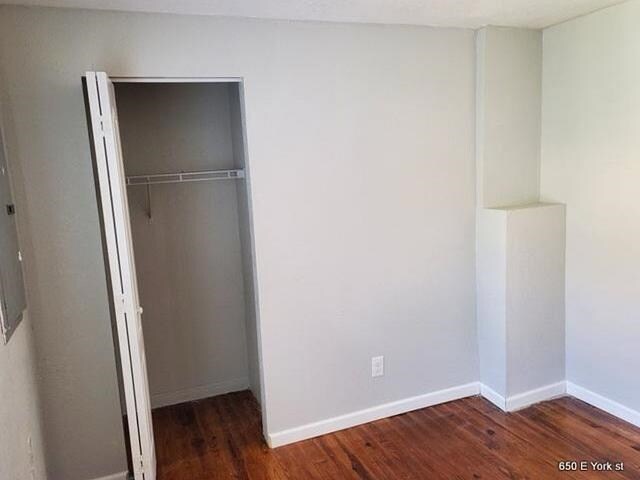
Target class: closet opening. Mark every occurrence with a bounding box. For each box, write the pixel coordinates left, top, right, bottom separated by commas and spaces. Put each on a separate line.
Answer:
85, 74, 265, 480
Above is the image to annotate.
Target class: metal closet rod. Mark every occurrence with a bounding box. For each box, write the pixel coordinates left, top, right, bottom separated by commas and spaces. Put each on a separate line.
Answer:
126, 168, 245, 186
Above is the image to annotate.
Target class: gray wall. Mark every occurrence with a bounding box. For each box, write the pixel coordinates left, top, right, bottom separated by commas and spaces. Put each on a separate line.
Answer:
229, 84, 263, 404
116, 83, 251, 408
541, 0, 640, 412
0, 76, 46, 480
0, 6, 477, 478
0, 313, 47, 480
0, 14, 128, 477
476, 26, 542, 208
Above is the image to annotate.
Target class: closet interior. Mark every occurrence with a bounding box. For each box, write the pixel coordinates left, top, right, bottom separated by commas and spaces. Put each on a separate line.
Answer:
112, 80, 262, 444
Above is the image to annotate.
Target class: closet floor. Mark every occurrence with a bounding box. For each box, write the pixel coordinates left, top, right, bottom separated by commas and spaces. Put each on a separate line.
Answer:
153, 391, 640, 479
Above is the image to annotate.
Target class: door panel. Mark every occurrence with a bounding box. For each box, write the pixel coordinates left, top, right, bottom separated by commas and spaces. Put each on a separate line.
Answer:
86, 71, 156, 480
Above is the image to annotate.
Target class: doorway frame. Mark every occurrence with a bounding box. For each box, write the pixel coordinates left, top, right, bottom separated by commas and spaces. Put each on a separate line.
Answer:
107, 74, 268, 456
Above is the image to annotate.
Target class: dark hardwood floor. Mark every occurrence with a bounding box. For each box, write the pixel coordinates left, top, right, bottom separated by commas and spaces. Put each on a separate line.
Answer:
152, 391, 640, 479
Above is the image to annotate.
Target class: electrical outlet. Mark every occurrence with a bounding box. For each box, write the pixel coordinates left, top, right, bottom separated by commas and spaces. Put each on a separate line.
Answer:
371, 356, 384, 377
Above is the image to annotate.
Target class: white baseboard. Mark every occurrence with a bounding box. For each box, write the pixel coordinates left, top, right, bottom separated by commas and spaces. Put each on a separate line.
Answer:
267, 381, 480, 448
506, 381, 566, 411
90, 472, 128, 480
480, 384, 506, 410
151, 377, 249, 409
480, 381, 566, 412
567, 382, 640, 428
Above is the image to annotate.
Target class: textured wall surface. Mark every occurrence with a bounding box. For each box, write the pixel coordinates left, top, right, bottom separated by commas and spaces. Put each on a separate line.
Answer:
0, 313, 47, 480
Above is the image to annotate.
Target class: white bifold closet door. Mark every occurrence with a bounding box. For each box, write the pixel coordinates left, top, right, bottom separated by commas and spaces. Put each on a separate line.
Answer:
86, 71, 156, 480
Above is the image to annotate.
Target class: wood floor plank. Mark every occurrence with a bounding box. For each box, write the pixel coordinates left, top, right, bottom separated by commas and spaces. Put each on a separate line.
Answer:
468, 397, 630, 479
519, 402, 637, 480
151, 392, 640, 480
366, 418, 449, 480
443, 400, 588, 480
549, 398, 640, 448
410, 404, 518, 479
194, 396, 250, 480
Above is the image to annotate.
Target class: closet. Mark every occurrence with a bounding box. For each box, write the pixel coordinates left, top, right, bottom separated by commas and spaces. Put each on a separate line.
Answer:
85, 73, 262, 480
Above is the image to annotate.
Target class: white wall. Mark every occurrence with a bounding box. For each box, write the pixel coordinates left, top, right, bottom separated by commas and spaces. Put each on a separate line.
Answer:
477, 204, 565, 400
506, 204, 565, 396
477, 208, 507, 396
541, 0, 640, 413
116, 83, 250, 408
0, 6, 477, 477
0, 313, 47, 480
476, 26, 542, 208
475, 26, 557, 403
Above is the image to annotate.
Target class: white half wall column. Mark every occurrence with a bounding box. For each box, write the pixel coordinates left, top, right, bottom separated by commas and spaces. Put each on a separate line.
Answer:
475, 27, 566, 411
478, 204, 566, 409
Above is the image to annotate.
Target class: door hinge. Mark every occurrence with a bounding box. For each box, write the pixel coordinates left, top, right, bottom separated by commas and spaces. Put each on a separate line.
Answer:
97, 115, 109, 137
99, 115, 114, 137
115, 294, 127, 313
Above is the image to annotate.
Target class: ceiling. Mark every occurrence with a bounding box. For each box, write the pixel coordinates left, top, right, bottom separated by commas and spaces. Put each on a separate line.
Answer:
0, 0, 629, 28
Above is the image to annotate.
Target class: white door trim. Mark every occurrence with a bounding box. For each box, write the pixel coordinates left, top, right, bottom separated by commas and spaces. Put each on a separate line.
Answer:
110, 76, 243, 83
